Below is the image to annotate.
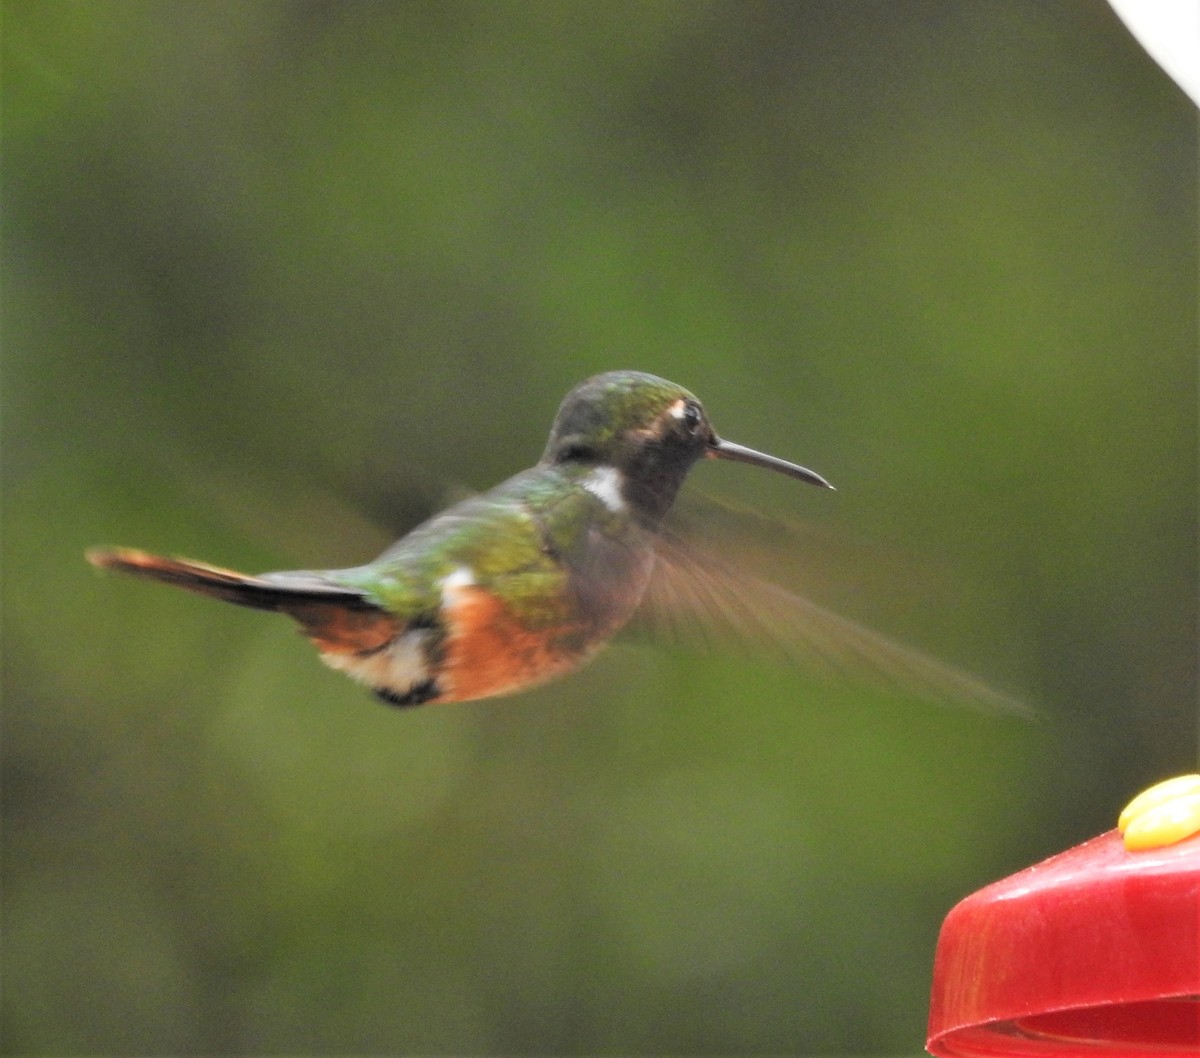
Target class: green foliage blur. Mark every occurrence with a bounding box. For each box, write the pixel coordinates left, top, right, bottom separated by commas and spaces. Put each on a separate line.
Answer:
3, 2, 1195, 1054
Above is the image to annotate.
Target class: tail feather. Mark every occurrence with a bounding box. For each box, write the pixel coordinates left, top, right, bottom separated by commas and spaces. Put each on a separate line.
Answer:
85, 547, 398, 654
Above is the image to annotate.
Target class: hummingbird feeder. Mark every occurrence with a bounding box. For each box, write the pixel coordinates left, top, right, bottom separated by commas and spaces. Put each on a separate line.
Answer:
926, 775, 1200, 1056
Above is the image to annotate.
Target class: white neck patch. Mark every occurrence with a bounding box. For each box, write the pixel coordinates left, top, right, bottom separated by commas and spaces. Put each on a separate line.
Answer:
582, 465, 626, 512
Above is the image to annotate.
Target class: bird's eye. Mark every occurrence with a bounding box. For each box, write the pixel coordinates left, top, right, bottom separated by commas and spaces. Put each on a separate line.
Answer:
682, 400, 703, 432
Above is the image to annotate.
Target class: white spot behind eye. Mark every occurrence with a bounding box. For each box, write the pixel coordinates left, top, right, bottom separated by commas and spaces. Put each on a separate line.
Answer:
582, 465, 626, 512
668, 399, 687, 419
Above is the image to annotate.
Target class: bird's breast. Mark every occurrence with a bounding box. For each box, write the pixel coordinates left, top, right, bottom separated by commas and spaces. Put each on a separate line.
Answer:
322, 473, 658, 706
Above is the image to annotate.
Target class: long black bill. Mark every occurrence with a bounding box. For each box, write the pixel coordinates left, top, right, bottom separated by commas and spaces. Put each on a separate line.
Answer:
709, 437, 835, 490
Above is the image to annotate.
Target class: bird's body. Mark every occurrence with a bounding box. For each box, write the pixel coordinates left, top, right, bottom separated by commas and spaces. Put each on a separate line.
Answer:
89, 372, 834, 706
90, 371, 1018, 711
301, 460, 659, 705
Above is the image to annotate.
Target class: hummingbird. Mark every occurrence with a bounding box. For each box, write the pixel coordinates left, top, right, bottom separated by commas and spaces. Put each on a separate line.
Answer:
87, 371, 1012, 710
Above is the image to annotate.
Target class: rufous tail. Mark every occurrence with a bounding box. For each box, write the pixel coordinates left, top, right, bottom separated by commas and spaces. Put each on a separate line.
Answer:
85, 547, 398, 654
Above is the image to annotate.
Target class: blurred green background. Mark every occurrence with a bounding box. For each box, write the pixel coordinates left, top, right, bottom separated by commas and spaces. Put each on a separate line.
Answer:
3, 2, 1196, 1054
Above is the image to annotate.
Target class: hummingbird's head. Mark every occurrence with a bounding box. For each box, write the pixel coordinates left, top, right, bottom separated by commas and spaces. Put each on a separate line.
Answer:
543, 371, 832, 527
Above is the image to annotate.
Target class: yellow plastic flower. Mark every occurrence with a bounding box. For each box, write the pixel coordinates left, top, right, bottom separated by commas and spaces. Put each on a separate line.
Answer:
1118, 774, 1200, 851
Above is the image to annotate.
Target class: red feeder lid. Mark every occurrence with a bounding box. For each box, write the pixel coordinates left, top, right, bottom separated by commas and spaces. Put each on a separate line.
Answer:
927, 827, 1200, 1056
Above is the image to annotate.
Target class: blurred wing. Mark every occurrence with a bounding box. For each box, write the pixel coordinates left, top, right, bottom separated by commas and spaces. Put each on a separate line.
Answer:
636, 531, 1028, 714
